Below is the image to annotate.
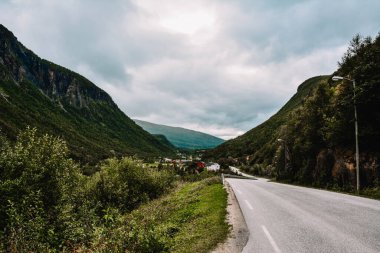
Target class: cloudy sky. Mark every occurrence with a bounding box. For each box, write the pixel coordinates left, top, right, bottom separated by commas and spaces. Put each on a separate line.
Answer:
1, 0, 380, 139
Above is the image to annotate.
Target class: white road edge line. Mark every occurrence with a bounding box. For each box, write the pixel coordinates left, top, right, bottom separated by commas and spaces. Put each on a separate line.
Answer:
236, 189, 243, 195
262, 225, 282, 253
244, 200, 253, 210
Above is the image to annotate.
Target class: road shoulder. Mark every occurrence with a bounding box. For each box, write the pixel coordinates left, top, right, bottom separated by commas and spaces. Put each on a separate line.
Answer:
211, 180, 249, 253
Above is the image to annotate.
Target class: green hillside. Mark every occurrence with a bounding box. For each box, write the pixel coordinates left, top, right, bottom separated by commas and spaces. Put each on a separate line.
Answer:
134, 119, 225, 150
205, 75, 328, 160
0, 25, 174, 163
206, 34, 380, 192
152, 134, 176, 150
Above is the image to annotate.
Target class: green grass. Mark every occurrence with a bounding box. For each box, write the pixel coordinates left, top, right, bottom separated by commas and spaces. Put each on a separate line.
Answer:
120, 177, 229, 253
268, 178, 380, 200
360, 187, 380, 200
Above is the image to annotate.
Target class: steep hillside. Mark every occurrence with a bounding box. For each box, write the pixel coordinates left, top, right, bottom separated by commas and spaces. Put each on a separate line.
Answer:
0, 24, 174, 162
205, 75, 328, 160
134, 119, 225, 150
207, 34, 380, 192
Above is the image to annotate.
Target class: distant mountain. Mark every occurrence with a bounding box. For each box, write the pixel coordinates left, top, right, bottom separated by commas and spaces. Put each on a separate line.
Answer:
0, 24, 174, 163
134, 119, 225, 150
152, 134, 176, 150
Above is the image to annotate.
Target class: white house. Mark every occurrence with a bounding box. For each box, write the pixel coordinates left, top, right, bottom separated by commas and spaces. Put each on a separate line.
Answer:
207, 163, 220, 171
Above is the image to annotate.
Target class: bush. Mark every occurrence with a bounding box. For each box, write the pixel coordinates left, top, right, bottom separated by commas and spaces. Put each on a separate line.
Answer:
0, 128, 177, 251
95, 157, 175, 212
0, 127, 84, 251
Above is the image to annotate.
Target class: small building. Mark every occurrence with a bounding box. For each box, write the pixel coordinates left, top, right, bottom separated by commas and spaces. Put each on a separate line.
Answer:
196, 161, 206, 169
163, 158, 172, 163
207, 163, 220, 172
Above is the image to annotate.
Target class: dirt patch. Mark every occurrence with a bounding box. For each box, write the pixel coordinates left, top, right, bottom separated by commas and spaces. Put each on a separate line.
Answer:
211, 181, 249, 253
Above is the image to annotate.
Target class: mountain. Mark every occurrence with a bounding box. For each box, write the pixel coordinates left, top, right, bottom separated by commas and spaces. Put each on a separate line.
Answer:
205, 75, 328, 160
0, 24, 174, 163
206, 34, 380, 192
134, 119, 225, 150
152, 134, 176, 150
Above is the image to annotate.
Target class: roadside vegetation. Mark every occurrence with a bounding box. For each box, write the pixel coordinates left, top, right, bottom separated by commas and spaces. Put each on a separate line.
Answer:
88, 177, 228, 253
0, 127, 228, 252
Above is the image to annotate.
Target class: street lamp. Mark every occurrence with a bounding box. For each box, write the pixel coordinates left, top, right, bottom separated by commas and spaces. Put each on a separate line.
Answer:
332, 75, 360, 193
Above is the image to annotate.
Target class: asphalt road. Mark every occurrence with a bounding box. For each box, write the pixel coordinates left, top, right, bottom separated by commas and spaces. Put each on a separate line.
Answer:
227, 178, 380, 253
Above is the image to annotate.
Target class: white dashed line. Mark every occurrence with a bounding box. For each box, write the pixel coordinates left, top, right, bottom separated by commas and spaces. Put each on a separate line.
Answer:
262, 225, 282, 253
244, 200, 253, 210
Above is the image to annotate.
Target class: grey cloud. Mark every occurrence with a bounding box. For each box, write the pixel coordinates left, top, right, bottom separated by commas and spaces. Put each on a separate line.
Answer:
1, 0, 379, 138
222, 0, 380, 63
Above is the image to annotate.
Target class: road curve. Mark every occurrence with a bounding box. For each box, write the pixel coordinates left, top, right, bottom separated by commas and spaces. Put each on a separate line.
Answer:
227, 178, 380, 253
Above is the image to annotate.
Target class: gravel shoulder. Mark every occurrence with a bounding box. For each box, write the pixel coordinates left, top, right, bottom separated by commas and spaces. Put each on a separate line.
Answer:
211, 181, 249, 253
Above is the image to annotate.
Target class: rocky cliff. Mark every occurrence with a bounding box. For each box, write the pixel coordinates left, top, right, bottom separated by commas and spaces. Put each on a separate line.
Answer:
0, 24, 174, 162
0, 24, 113, 109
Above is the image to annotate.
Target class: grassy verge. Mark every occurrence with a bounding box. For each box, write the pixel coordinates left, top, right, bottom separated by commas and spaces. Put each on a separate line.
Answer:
267, 178, 380, 200
359, 187, 380, 199
239, 168, 380, 200
115, 177, 229, 253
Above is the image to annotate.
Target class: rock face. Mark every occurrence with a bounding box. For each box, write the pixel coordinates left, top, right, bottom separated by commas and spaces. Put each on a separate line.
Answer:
0, 24, 112, 108
0, 24, 174, 162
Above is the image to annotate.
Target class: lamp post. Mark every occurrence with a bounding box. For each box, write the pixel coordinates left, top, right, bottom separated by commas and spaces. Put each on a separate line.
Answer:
332, 76, 360, 193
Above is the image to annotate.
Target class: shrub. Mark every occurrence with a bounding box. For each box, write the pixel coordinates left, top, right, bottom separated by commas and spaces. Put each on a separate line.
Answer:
95, 157, 175, 212
0, 127, 83, 251
0, 128, 176, 251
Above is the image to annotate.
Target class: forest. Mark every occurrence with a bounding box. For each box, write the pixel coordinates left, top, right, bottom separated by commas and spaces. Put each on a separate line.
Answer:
275, 34, 380, 192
